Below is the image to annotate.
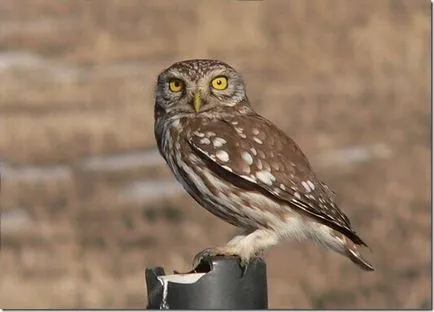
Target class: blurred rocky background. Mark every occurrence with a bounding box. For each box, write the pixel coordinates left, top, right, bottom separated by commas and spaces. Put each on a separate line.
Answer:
0, 0, 430, 309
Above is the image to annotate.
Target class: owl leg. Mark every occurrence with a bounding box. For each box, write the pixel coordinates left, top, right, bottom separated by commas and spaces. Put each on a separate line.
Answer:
193, 228, 279, 269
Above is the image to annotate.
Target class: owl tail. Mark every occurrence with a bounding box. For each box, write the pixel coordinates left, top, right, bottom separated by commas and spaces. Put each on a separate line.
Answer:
344, 237, 374, 271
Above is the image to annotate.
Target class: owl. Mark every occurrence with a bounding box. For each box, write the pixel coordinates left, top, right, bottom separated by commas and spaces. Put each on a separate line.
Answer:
154, 59, 374, 271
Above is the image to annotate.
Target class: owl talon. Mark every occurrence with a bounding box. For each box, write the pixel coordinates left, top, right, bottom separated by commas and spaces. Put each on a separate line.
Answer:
192, 248, 254, 277
239, 257, 250, 275
192, 248, 219, 269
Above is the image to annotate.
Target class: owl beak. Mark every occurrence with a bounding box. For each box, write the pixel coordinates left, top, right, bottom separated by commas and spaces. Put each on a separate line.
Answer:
193, 91, 202, 113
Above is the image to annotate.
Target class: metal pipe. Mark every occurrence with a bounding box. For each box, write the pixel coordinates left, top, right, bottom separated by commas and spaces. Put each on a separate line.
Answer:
145, 256, 268, 309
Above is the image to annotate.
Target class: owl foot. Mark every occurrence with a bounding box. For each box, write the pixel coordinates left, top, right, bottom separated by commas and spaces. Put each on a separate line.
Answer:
192, 247, 251, 271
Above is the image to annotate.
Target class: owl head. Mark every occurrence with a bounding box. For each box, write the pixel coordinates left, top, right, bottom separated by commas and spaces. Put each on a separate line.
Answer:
155, 59, 250, 116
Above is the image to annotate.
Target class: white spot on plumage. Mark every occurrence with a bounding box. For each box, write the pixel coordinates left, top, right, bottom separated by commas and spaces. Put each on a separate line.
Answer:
172, 119, 181, 128
256, 170, 276, 186
200, 137, 211, 145
231, 121, 239, 125
294, 192, 301, 199
307, 180, 315, 190
257, 159, 263, 170
253, 137, 263, 144
241, 152, 253, 165
206, 131, 216, 137
243, 166, 251, 175
301, 181, 311, 192
250, 147, 257, 156
271, 162, 280, 171
280, 184, 286, 191
193, 131, 205, 137
235, 127, 247, 139
216, 150, 230, 162
213, 137, 227, 148
252, 128, 260, 135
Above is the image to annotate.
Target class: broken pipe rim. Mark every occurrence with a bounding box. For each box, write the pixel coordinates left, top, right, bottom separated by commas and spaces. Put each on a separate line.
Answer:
145, 255, 268, 309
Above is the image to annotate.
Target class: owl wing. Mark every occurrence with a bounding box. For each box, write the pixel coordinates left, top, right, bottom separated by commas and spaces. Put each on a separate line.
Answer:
187, 114, 367, 246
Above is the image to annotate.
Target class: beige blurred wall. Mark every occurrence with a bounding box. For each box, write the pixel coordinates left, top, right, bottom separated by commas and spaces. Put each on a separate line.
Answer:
0, 0, 430, 309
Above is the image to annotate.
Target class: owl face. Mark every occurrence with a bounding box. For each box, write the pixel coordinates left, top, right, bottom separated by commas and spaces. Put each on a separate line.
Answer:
155, 59, 248, 116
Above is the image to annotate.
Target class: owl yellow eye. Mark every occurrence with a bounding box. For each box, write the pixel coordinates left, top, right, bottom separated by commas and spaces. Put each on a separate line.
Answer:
169, 79, 184, 92
211, 76, 228, 90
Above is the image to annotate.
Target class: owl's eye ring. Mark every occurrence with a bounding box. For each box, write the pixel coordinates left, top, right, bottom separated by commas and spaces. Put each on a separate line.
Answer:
211, 76, 228, 90
168, 79, 184, 92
